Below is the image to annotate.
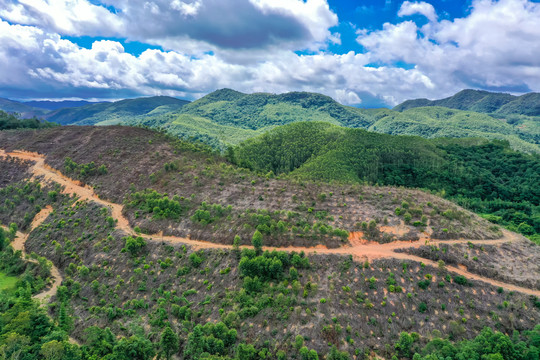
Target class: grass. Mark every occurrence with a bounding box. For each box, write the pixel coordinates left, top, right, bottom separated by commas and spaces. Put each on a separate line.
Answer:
0, 272, 18, 292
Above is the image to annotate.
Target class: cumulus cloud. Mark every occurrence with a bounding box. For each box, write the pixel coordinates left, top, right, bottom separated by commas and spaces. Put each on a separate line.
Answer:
398, 1, 437, 22
0, 19, 440, 105
1, 0, 540, 106
0, 0, 338, 53
0, 0, 122, 36
358, 0, 540, 95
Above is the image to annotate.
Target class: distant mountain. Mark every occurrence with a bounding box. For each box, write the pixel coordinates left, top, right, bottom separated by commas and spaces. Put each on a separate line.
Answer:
43, 96, 190, 125
394, 89, 540, 116
24, 100, 107, 111
0, 98, 49, 118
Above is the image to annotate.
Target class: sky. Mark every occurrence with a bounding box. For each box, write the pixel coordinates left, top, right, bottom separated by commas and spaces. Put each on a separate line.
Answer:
1, 0, 540, 107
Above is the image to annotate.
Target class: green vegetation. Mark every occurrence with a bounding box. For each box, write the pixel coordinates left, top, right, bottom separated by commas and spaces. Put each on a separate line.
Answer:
41, 96, 189, 125
0, 110, 56, 130
394, 88, 540, 116
393, 326, 540, 359
25, 88, 536, 153
0, 271, 18, 291
231, 122, 539, 241
127, 189, 187, 220
64, 157, 108, 178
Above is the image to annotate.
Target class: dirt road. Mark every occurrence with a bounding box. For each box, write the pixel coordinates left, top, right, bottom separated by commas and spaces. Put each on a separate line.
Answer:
1, 205, 61, 300
2, 149, 539, 297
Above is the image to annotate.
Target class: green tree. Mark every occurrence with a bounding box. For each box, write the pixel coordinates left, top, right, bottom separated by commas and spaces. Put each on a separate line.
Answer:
58, 302, 73, 333
252, 230, 263, 255
160, 325, 179, 360
0, 228, 6, 251
233, 235, 241, 259
113, 335, 155, 360
40, 340, 65, 360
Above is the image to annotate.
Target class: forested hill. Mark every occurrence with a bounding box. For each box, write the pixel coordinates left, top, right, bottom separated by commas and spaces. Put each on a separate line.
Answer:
0, 98, 49, 118
41, 96, 189, 125
231, 121, 540, 242
394, 89, 540, 116
177, 88, 373, 129
124, 89, 539, 153
1, 89, 539, 153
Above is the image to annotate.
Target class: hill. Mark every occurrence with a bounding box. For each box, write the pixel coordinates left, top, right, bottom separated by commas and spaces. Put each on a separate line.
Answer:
0, 97, 49, 118
119, 89, 539, 153
24, 99, 107, 110
394, 89, 540, 116
42, 96, 189, 125
231, 122, 540, 243
0, 125, 539, 360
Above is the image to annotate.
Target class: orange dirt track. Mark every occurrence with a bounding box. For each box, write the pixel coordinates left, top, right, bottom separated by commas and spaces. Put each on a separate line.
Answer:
1, 149, 539, 297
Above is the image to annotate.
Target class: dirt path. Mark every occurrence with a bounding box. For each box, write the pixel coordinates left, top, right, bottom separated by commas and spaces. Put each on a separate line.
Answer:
2, 149, 539, 297
1, 206, 62, 300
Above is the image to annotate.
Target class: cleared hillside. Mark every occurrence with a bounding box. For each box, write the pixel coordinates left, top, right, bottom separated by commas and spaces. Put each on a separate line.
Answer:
0, 125, 539, 360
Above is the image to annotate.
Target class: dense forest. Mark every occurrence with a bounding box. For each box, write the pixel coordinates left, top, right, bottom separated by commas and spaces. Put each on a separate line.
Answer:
230, 122, 540, 242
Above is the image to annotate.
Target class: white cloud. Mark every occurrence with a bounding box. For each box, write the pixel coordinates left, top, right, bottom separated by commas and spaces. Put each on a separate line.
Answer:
2, 0, 540, 106
398, 1, 437, 22
0, 0, 122, 36
359, 0, 540, 95
170, 0, 202, 16
0, 19, 441, 105
0, 0, 339, 53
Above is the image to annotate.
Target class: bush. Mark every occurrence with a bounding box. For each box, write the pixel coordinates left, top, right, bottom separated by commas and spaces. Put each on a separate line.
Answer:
189, 252, 204, 268
124, 236, 146, 256
453, 275, 469, 286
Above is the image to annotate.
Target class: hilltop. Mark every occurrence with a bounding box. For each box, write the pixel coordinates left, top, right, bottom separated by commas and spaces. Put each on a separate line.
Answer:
122, 89, 540, 153
41, 96, 189, 125
394, 89, 540, 116
0, 97, 49, 118
1, 89, 538, 153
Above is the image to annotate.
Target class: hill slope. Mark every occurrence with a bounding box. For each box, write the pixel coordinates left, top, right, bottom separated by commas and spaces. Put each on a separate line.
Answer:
0, 126, 539, 360
24, 99, 107, 110
43, 96, 189, 125
394, 89, 540, 116
122, 89, 539, 153
0, 97, 49, 118
231, 122, 540, 242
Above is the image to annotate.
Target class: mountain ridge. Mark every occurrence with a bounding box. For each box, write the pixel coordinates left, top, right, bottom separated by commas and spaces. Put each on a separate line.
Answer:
394, 89, 540, 116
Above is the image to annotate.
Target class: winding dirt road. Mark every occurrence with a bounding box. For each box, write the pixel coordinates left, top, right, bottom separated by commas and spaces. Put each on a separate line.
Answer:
1, 206, 61, 300
1, 149, 539, 297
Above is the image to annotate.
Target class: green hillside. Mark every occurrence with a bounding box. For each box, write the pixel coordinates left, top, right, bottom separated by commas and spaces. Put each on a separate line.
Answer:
368, 106, 539, 153
4, 89, 539, 153
114, 90, 538, 153
394, 89, 540, 116
231, 122, 540, 242
43, 96, 189, 125
0, 98, 49, 118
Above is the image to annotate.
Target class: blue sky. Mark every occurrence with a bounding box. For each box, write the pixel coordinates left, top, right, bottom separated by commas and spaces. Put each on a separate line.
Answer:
1, 0, 540, 107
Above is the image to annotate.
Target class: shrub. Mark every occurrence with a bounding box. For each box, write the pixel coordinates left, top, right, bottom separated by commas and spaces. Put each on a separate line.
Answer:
418, 302, 427, 313
189, 252, 204, 268
124, 236, 146, 256
453, 275, 469, 286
